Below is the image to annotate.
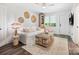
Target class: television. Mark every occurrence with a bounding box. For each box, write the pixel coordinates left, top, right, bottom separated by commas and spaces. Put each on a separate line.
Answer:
69, 13, 74, 26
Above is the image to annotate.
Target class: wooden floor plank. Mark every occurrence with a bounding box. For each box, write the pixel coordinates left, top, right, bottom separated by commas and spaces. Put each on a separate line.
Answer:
0, 42, 31, 55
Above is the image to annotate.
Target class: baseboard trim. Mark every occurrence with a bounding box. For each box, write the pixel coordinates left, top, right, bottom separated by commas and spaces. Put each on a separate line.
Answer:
54, 34, 71, 39
0, 40, 12, 47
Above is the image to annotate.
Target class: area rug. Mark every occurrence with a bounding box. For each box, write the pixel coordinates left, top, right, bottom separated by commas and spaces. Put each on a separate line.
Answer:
22, 37, 69, 55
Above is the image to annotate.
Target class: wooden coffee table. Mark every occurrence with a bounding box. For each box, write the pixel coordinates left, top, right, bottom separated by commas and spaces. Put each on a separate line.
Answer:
35, 33, 54, 48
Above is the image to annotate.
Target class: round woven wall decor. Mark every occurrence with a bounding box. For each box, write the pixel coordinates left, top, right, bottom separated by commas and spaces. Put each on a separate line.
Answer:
24, 11, 30, 18
18, 17, 24, 23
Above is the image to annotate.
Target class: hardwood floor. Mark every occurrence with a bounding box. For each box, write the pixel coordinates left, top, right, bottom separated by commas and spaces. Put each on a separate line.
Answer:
0, 42, 31, 55
68, 38, 79, 55
0, 35, 79, 55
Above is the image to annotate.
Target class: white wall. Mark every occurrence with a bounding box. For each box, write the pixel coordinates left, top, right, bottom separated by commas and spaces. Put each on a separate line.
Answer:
7, 8, 39, 28
0, 6, 8, 47
69, 4, 78, 39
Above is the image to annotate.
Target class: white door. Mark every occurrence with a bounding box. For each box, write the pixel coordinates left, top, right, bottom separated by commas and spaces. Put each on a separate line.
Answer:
73, 6, 79, 45
0, 7, 7, 47
59, 13, 69, 35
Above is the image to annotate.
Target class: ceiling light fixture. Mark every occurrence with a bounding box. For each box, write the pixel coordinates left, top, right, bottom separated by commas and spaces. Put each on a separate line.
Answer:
42, 6, 46, 8
34, 3, 54, 9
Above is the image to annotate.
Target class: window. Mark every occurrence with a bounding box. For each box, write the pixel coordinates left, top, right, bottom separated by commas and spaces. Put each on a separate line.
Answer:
44, 16, 56, 27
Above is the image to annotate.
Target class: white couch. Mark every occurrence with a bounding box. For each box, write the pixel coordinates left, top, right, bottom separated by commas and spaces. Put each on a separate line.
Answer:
19, 27, 44, 45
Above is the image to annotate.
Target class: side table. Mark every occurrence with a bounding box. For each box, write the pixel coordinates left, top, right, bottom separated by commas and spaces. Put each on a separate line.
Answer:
13, 34, 19, 47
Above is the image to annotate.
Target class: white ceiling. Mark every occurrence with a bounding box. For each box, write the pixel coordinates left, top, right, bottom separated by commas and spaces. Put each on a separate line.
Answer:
26, 3, 74, 13
0, 3, 75, 13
